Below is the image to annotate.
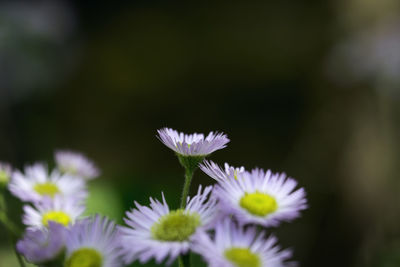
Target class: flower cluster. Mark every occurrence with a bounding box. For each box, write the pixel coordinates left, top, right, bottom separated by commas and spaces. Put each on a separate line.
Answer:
4, 151, 122, 267
119, 128, 307, 267
0, 128, 307, 267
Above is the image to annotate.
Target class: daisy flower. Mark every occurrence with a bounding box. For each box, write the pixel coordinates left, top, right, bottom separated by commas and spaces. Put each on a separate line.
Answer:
23, 197, 85, 229
55, 150, 100, 180
192, 218, 294, 267
157, 128, 229, 157
17, 221, 67, 265
9, 163, 87, 203
200, 160, 246, 181
119, 185, 218, 265
214, 168, 307, 227
64, 215, 122, 267
0, 162, 12, 186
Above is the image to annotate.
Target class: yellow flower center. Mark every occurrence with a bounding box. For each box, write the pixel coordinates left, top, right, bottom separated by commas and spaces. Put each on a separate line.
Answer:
66, 248, 103, 267
151, 209, 201, 242
34, 182, 60, 197
240, 191, 277, 217
224, 247, 261, 267
42, 211, 71, 227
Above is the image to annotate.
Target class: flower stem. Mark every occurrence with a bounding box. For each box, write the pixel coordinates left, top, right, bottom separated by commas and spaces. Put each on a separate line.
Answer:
0, 212, 20, 236
180, 168, 194, 209
0, 192, 24, 267
178, 156, 201, 267
0, 192, 20, 236
13, 242, 26, 267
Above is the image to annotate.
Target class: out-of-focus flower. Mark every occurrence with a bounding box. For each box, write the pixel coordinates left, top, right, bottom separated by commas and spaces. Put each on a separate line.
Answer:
17, 221, 67, 265
327, 19, 400, 93
192, 218, 294, 267
64, 215, 122, 267
9, 163, 87, 203
200, 160, 246, 181
0, 0, 79, 104
0, 162, 12, 187
157, 128, 229, 157
23, 197, 85, 229
55, 150, 100, 180
214, 169, 307, 227
119, 185, 218, 265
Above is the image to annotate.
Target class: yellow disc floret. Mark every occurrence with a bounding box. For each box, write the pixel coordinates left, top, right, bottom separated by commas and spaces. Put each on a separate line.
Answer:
34, 182, 60, 197
240, 191, 278, 217
66, 248, 103, 267
42, 211, 71, 227
151, 209, 201, 242
224, 247, 261, 267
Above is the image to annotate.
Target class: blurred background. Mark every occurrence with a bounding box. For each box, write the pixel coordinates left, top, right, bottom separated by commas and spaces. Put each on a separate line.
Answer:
1, 0, 400, 266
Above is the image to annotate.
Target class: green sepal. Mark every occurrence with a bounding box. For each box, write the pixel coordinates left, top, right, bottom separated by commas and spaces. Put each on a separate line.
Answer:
177, 155, 206, 173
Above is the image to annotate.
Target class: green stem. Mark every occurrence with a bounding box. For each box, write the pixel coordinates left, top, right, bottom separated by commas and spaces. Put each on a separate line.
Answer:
0, 192, 24, 267
0, 212, 20, 236
0, 192, 6, 212
180, 168, 194, 209
13, 241, 26, 267
0, 193, 20, 236
177, 155, 204, 267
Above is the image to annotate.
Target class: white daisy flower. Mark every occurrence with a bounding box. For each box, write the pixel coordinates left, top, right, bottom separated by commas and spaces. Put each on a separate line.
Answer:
192, 218, 294, 267
8, 163, 87, 203
17, 221, 67, 265
214, 168, 307, 227
157, 128, 229, 157
119, 185, 218, 265
55, 150, 100, 180
200, 160, 246, 181
64, 215, 122, 267
23, 197, 85, 229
